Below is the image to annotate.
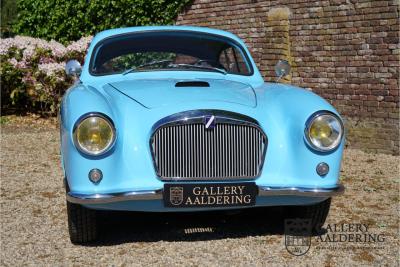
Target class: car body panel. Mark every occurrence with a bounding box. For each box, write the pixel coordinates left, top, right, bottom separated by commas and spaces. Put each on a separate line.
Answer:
108, 78, 257, 108
61, 26, 344, 212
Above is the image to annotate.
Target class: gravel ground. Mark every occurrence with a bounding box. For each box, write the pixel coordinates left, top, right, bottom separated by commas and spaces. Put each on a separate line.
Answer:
1, 117, 399, 266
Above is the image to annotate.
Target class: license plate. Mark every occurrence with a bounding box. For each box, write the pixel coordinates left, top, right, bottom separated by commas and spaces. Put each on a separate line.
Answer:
164, 182, 258, 208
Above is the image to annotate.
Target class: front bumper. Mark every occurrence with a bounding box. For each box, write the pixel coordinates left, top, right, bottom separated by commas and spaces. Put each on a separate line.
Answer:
66, 184, 344, 205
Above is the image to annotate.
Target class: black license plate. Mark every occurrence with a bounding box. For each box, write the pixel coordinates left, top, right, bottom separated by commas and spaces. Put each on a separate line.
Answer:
164, 182, 258, 208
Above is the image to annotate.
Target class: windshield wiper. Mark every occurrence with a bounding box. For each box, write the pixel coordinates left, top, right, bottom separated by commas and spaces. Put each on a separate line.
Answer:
122, 68, 137, 75
122, 60, 173, 75
169, 63, 227, 75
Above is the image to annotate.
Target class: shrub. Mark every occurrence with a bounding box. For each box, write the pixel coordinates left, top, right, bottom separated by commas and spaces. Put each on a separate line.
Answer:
0, 60, 26, 111
0, 0, 17, 37
0, 36, 92, 115
13, 0, 191, 44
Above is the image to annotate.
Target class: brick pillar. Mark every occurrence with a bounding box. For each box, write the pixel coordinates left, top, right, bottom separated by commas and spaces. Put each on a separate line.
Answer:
262, 7, 292, 83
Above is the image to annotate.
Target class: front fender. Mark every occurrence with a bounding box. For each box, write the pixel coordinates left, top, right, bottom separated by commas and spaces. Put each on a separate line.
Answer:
253, 82, 344, 188
60, 84, 119, 192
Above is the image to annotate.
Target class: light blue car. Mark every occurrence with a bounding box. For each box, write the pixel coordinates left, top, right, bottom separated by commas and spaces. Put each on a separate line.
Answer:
61, 26, 345, 243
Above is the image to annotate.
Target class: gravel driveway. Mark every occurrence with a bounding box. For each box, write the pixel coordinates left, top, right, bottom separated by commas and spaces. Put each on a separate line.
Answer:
1, 117, 399, 266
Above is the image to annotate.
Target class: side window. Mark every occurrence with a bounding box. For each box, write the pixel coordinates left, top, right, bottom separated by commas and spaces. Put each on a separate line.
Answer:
219, 46, 251, 75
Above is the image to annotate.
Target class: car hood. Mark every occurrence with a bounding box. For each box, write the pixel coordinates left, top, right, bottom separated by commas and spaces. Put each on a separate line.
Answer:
108, 78, 256, 109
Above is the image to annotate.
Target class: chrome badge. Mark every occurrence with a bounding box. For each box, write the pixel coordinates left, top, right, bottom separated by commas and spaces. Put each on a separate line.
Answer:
204, 115, 216, 129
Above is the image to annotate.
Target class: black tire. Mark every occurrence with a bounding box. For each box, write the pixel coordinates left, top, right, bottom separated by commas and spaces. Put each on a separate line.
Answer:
67, 200, 98, 243
285, 198, 331, 234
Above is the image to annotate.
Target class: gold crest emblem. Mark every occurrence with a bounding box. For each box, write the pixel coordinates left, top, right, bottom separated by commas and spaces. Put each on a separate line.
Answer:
170, 187, 183, 205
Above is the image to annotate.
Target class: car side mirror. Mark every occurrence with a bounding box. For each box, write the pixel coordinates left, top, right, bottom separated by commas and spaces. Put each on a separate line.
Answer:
274, 60, 291, 82
65, 60, 82, 77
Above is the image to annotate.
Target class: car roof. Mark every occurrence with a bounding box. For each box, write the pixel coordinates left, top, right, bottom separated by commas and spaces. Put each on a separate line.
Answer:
80, 25, 262, 83
90, 26, 244, 47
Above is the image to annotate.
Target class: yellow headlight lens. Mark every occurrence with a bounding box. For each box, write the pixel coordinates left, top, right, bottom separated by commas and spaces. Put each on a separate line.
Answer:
75, 115, 115, 155
307, 113, 343, 151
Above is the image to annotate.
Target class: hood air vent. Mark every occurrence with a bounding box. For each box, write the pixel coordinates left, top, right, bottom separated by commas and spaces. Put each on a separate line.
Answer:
175, 81, 210, 87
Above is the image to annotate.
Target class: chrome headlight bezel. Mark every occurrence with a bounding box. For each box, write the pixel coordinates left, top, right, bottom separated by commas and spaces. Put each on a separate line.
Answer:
73, 112, 116, 156
304, 111, 344, 152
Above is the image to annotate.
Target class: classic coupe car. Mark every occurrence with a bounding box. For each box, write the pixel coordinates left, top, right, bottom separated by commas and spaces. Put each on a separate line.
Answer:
61, 26, 345, 243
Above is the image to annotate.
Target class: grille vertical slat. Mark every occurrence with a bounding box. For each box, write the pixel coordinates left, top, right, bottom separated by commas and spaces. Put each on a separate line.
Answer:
160, 128, 164, 177
167, 127, 171, 177
152, 121, 266, 180
204, 125, 208, 177
173, 126, 177, 177
245, 126, 249, 176
232, 125, 236, 177
228, 125, 232, 178
182, 125, 188, 177
239, 125, 242, 176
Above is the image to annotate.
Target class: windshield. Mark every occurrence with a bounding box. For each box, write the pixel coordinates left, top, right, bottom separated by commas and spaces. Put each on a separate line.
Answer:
89, 31, 252, 76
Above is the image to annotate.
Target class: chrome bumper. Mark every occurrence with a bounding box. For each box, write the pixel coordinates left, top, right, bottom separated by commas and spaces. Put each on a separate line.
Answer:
66, 184, 344, 205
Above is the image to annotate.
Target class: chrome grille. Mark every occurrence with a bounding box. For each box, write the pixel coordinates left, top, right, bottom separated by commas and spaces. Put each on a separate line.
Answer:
151, 122, 267, 180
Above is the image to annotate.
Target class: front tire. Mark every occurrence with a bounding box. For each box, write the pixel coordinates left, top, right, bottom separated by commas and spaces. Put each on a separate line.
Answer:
67, 200, 98, 243
285, 198, 331, 233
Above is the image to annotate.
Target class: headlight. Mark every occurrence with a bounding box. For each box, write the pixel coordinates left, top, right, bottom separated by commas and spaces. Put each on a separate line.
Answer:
305, 111, 344, 152
73, 113, 116, 155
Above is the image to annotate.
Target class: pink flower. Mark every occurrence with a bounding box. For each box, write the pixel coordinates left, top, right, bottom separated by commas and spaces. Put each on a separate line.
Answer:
7, 57, 27, 69
66, 36, 93, 53
8, 57, 18, 67
38, 62, 65, 76
0, 35, 93, 59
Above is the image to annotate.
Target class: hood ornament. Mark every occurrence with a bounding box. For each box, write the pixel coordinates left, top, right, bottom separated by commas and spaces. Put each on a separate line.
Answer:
204, 115, 216, 129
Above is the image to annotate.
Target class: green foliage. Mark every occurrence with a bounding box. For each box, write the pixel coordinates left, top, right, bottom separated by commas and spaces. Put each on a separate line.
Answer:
13, 0, 191, 44
1, 0, 18, 37
0, 116, 10, 125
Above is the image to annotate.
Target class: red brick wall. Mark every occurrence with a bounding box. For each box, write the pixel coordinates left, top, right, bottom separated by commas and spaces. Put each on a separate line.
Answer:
176, 0, 399, 155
